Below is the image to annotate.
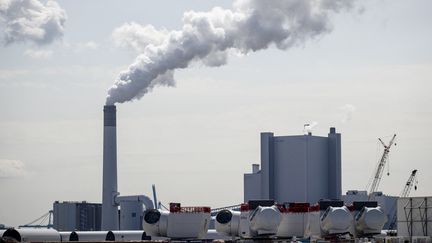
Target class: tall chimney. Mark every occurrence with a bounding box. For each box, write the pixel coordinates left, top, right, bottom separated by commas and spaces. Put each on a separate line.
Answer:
102, 105, 119, 230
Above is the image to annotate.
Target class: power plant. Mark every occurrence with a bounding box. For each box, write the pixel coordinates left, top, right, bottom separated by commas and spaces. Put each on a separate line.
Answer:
1, 105, 431, 243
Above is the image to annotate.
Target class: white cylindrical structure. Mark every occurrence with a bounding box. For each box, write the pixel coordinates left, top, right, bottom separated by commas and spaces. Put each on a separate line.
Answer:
102, 105, 119, 230
69, 231, 110, 241
320, 206, 353, 235
143, 209, 168, 237
59, 231, 72, 241
143, 204, 211, 239
2, 228, 60, 242
355, 207, 387, 235
249, 206, 282, 235
215, 210, 240, 236
107, 230, 149, 241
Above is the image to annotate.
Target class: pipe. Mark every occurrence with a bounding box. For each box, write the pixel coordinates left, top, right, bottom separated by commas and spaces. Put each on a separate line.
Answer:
107, 231, 150, 241
2, 228, 60, 242
152, 184, 158, 209
68, 231, 110, 241
102, 105, 119, 230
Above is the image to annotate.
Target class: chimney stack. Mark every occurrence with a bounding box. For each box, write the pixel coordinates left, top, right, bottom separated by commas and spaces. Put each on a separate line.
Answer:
102, 105, 119, 230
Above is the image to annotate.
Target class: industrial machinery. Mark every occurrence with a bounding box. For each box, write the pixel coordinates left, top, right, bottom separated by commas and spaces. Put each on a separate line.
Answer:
367, 134, 397, 198
214, 209, 241, 236
276, 203, 310, 238
351, 201, 387, 236
388, 169, 418, 229
305, 200, 353, 238
143, 203, 211, 239
320, 206, 353, 235
215, 200, 281, 238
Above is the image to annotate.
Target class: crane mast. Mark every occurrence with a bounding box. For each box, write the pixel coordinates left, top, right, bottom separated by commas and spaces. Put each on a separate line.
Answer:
388, 169, 418, 229
368, 134, 397, 197
400, 169, 418, 197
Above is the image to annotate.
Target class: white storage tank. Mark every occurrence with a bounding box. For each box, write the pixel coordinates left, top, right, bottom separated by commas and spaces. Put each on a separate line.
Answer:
276, 203, 310, 238
2, 228, 61, 242
143, 203, 210, 239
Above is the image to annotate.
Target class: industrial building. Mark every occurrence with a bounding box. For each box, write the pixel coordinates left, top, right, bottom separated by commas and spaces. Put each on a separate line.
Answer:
244, 127, 341, 204
53, 201, 102, 231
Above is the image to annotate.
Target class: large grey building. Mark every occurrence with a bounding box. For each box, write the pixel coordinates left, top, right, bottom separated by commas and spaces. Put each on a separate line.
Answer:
53, 201, 102, 231
244, 127, 341, 204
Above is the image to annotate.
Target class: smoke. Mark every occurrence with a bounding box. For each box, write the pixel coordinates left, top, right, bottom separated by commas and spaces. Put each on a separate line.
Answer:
0, 0, 66, 45
304, 121, 318, 134
112, 22, 169, 53
106, 0, 358, 105
0, 159, 27, 178
340, 103, 356, 123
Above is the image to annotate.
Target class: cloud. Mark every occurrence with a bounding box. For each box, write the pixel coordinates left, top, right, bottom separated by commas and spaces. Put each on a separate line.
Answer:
0, 159, 27, 178
24, 49, 53, 59
111, 22, 169, 53
340, 104, 356, 123
76, 41, 99, 51
0, 0, 67, 45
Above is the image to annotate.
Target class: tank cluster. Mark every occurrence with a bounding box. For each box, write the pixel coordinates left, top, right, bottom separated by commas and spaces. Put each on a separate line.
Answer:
215, 200, 387, 240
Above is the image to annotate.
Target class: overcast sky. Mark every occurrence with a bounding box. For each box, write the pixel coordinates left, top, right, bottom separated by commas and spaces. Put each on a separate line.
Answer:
1, 0, 431, 227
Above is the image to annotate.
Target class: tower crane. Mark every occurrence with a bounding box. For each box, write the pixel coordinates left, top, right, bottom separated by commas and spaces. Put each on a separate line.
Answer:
388, 169, 418, 229
367, 134, 397, 198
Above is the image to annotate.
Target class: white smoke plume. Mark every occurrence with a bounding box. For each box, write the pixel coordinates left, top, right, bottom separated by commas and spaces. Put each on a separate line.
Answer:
0, 159, 27, 178
0, 0, 66, 45
112, 22, 169, 53
340, 103, 356, 123
304, 121, 318, 135
106, 0, 358, 105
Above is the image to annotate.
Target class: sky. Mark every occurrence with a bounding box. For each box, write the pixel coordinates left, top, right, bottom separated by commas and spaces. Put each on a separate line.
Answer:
0, 0, 432, 227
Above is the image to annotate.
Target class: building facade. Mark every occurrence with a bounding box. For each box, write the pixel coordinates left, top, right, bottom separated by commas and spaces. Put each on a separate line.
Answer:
53, 201, 102, 231
244, 127, 342, 204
